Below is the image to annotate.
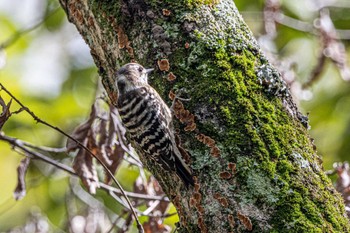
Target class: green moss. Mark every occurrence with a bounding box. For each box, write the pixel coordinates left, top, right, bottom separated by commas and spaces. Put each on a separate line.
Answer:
146, 0, 219, 10
167, 1, 350, 229
276, 160, 294, 182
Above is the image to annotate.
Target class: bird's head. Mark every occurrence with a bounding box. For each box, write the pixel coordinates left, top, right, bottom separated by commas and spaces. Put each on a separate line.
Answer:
115, 63, 154, 94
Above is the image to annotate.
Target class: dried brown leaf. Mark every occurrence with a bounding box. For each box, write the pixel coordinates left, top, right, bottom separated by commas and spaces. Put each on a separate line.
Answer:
88, 126, 111, 168
143, 221, 170, 233
66, 104, 97, 152
101, 109, 124, 183
73, 150, 99, 194
105, 144, 124, 184
13, 157, 30, 200
0, 96, 12, 130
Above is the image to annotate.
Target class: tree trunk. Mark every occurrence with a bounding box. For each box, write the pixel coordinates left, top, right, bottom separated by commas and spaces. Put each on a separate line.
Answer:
59, 0, 350, 232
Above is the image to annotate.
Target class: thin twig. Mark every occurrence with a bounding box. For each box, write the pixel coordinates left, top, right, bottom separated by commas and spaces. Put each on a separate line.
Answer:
22, 141, 66, 153
241, 11, 350, 40
0, 132, 169, 203
142, 200, 160, 215
0, 83, 144, 232
109, 190, 175, 218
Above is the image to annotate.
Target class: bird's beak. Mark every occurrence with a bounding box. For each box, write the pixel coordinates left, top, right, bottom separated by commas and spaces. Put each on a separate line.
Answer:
146, 68, 154, 74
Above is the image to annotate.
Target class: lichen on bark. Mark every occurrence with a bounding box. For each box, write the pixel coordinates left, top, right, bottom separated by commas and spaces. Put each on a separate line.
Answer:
59, 0, 350, 232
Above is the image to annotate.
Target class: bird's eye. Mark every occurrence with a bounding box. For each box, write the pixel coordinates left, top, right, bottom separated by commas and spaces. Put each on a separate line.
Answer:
138, 67, 143, 73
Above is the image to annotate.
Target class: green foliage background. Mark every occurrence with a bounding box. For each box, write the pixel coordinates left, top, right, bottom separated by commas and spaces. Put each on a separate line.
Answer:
0, 0, 349, 231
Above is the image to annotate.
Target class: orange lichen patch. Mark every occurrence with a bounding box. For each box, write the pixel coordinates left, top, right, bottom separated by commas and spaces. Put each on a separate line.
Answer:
194, 183, 200, 193
184, 122, 196, 132
198, 216, 208, 233
228, 214, 235, 228
237, 212, 253, 231
168, 90, 176, 100
173, 195, 180, 208
181, 112, 193, 124
193, 192, 202, 203
213, 193, 228, 207
173, 99, 196, 132
68, 2, 83, 25
197, 205, 205, 215
157, 59, 170, 71
228, 162, 236, 173
195, 134, 204, 141
88, 16, 95, 28
167, 72, 176, 81
210, 146, 220, 157
185, 42, 190, 49
219, 171, 232, 180
213, 193, 221, 199
76, 10, 84, 24
162, 9, 171, 16
191, 178, 207, 231
173, 195, 186, 225
110, 17, 119, 31
219, 197, 228, 207
190, 197, 196, 207
205, 137, 215, 147
196, 134, 221, 157
117, 26, 135, 59
126, 46, 134, 56
117, 26, 129, 49
196, 134, 214, 147
178, 109, 195, 124
173, 99, 184, 110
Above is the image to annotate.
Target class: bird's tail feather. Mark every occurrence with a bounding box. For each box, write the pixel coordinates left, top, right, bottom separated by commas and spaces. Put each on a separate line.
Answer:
175, 157, 194, 187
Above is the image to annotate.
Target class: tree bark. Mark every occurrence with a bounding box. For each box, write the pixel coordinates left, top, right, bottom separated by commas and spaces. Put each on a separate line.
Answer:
59, 0, 350, 232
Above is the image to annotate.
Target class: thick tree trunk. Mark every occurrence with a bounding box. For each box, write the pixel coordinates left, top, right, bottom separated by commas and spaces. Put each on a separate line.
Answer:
59, 0, 350, 232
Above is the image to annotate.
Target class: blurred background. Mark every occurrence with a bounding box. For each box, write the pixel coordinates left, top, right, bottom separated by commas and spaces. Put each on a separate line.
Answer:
0, 0, 350, 232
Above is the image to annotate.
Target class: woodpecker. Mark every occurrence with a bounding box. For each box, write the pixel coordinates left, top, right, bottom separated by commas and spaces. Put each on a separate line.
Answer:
114, 63, 194, 186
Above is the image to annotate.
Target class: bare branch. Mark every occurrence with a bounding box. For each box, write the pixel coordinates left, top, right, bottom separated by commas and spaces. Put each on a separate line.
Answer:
0, 83, 143, 232
109, 190, 174, 218
13, 157, 31, 200
242, 11, 350, 40
0, 132, 169, 202
22, 141, 66, 153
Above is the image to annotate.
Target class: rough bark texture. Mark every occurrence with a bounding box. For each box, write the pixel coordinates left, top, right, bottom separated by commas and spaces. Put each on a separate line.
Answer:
59, 0, 350, 232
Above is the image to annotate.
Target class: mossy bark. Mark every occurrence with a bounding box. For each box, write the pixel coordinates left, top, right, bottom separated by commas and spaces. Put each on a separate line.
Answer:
59, 0, 350, 232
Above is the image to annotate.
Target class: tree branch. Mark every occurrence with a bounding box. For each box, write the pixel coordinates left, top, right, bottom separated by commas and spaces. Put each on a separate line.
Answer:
0, 132, 169, 203
0, 83, 144, 232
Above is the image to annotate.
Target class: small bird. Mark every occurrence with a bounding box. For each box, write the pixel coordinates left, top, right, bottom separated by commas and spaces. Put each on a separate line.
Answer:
114, 63, 194, 186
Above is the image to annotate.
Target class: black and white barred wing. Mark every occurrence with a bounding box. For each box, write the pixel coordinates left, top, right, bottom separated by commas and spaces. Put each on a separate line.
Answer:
117, 87, 175, 169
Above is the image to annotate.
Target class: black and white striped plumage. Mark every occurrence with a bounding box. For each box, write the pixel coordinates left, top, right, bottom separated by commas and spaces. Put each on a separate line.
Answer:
115, 63, 194, 186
